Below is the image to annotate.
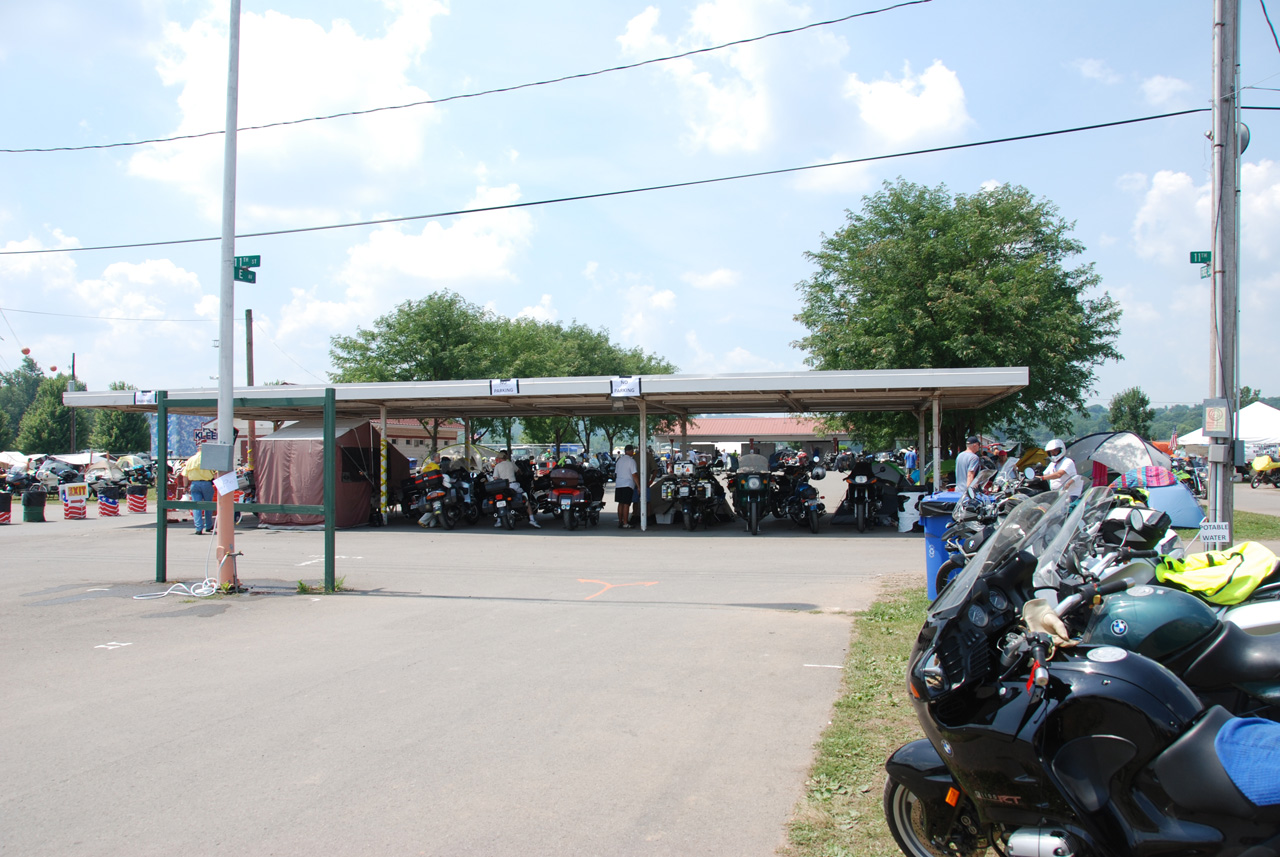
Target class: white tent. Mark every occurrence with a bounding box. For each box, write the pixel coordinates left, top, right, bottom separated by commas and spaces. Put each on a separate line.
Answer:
0, 451, 29, 469
1178, 401, 1280, 456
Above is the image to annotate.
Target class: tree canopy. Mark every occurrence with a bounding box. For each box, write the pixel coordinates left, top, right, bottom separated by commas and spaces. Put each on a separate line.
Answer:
1109, 386, 1155, 438
16, 375, 93, 455
88, 381, 151, 454
328, 290, 675, 453
794, 179, 1121, 451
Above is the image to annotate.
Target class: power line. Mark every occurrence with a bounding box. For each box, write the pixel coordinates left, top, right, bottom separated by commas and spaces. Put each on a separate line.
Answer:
0, 107, 1218, 258
0, 0, 932, 155
1262, 0, 1280, 57
0, 305, 215, 323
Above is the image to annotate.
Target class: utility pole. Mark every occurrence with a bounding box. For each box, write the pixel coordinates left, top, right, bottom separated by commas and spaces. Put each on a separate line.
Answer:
214, 0, 242, 587
1207, 0, 1241, 538
246, 308, 255, 470
69, 352, 77, 453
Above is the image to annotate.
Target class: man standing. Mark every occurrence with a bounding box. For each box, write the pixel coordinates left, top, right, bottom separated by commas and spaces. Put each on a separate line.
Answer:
955, 436, 982, 495
614, 444, 638, 529
182, 449, 216, 535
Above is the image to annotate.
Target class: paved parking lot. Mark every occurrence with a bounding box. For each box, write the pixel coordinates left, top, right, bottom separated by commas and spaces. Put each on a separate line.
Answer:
0, 478, 925, 857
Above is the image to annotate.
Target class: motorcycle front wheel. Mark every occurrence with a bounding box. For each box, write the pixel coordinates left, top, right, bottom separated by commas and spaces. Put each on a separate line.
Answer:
855, 503, 867, 533
749, 502, 760, 535
934, 559, 962, 598
1252, 472, 1262, 489
884, 777, 976, 857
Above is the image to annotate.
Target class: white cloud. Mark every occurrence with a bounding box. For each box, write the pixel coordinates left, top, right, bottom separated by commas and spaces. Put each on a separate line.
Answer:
681, 268, 739, 289
1131, 169, 1209, 263
1140, 75, 1194, 108
517, 294, 558, 322
1071, 58, 1121, 84
684, 330, 788, 373
619, 282, 677, 346
1242, 159, 1280, 261
979, 179, 1002, 192
843, 60, 971, 144
617, 0, 814, 154
1116, 172, 1149, 194
129, 2, 448, 220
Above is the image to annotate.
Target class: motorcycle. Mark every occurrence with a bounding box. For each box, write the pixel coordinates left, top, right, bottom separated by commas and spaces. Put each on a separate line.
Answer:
4, 463, 40, 493
843, 457, 880, 533
672, 460, 718, 531
484, 476, 529, 530
36, 459, 84, 492
884, 486, 1280, 857
728, 463, 772, 535
773, 461, 825, 533
1252, 454, 1280, 488
548, 464, 603, 530
436, 468, 480, 529
84, 461, 130, 500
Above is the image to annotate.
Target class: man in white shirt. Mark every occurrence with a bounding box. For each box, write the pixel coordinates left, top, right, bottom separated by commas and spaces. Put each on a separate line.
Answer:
1044, 438, 1081, 498
492, 451, 540, 528
614, 444, 639, 529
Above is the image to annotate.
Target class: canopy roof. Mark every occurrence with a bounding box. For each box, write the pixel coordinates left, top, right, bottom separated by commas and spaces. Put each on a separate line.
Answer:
1179, 401, 1280, 452
64, 367, 1028, 421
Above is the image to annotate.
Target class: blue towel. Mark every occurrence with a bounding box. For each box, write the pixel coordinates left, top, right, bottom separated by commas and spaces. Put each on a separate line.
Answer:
1215, 716, 1280, 806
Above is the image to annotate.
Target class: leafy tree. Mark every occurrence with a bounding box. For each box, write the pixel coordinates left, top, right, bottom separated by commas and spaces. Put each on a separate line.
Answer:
794, 179, 1121, 452
16, 375, 93, 454
1109, 387, 1155, 437
0, 408, 12, 450
88, 382, 151, 453
1240, 386, 1263, 407
0, 355, 45, 436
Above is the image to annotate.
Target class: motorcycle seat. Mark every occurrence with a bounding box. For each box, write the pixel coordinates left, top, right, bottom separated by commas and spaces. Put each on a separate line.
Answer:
1152, 706, 1280, 818
1183, 621, 1280, 690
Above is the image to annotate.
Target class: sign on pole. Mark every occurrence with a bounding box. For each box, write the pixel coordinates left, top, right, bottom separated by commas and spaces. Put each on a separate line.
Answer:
1198, 520, 1231, 549
234, 255, 261, 268
233, 267, 256, 284
1189, 251, 1212, 264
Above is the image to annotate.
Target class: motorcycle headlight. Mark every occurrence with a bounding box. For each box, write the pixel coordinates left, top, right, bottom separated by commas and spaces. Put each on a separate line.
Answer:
854, 475, 868, 484
746, 476, 762, 491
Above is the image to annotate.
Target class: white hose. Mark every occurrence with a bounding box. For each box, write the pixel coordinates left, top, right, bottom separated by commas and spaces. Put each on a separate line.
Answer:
134, 527, 239, 600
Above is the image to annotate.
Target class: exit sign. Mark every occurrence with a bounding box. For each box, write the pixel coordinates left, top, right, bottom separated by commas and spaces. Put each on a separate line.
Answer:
1189, 251, 1212, 264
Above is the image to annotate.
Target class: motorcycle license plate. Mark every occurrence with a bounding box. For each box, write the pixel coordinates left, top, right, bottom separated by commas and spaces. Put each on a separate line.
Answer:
679, 486, 690, 496
496, 500, 507, 508
560, 498, 571, 507
806, 499, 818, 507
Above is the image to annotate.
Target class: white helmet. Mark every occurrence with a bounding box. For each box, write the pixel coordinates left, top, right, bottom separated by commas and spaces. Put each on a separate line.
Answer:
1045, 439, 1066, 460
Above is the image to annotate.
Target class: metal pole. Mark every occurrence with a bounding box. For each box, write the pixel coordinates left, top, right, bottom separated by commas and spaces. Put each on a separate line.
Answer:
1209, 0, 1240, 539
215, 0, 242, 586
379, 404, 388, 524
69, 353, 77, 453
639, 400, 648, 532
156, 391, 168, 584
917, 409, 927, 485
324, 388, 336, 592
932, 395, 942, 491
246, 309, 256, 470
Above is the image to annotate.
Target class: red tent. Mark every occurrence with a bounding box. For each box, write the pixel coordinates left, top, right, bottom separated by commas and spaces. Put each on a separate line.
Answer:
256, 419, 410, 529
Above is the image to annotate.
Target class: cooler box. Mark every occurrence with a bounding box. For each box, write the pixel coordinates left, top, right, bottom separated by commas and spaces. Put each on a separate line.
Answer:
921, 490, 960, 600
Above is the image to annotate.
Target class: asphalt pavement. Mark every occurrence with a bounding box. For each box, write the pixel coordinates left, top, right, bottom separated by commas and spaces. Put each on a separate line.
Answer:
0, 474, 924, 857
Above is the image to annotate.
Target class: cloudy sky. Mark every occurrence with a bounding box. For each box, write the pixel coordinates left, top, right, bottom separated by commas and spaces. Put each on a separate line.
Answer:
1, 0, 1278, 409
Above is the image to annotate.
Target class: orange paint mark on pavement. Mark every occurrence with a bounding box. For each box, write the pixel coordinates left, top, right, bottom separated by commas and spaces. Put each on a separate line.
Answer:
578, 579, 659, 600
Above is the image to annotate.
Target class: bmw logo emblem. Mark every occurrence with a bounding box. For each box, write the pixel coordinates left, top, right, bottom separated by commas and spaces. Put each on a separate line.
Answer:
941, 740, 953, 756
1111, 619, 1129, 636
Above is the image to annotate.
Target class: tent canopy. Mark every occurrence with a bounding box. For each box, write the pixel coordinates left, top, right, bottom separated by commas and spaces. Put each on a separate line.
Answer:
1067, 431, 1171, 475
1179, 401, 1280, 455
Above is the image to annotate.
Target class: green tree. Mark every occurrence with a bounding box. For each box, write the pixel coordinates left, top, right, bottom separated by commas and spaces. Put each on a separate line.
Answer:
794, 179, 1121, 452
1109, 386, 1155, 438
1240, 386, 1263, 407
16, 375, 94, 454
0, 408, 12, 451
0, 355, 45, 436
88, 382, 151, 453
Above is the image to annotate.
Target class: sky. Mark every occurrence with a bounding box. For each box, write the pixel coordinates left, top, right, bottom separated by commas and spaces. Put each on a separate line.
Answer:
1, 0, 1278, 410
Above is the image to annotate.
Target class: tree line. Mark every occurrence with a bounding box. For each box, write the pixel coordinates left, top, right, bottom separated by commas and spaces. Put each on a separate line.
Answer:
0, 359, 150, 455
328, 291, 676, 455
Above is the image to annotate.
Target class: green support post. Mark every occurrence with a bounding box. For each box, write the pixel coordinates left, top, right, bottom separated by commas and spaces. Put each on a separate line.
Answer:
156, 390, 168, 583
324, 387, 336, 592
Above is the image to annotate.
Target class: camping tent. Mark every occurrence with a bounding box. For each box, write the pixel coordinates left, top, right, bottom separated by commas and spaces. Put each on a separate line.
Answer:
1066, 431, 1171, 483
256, 419, 411, 529
1110, 466, 1206, 528
1178, 401, 1280, 457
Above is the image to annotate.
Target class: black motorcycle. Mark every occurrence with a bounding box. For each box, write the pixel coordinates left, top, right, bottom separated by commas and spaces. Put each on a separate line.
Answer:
884, 488, 1280, 857
843, 457, 879, 532
672, 461, 717, 531
728, 467, 772, 535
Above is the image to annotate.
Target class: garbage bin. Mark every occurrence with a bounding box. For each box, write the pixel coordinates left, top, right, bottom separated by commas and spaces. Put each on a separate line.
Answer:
22, 488, 47, 523
920, 490, 960, 600
126, 484, 148, 513
0, 491, 11, 524
896, 490, 925, 533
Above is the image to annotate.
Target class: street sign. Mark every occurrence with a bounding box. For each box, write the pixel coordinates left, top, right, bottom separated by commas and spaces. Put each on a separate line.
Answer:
1200, 264, 1211, 279
1189, 251, 1212, 264
234, 267, 256, 283
234, 255, 260, 268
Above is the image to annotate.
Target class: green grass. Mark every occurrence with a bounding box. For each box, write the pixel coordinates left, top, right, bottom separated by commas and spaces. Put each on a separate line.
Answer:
783, 588, 928, 857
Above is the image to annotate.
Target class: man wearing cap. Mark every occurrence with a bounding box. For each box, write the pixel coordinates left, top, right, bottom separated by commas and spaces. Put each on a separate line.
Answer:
955, 436, 982, 495
614, 444, 639, 528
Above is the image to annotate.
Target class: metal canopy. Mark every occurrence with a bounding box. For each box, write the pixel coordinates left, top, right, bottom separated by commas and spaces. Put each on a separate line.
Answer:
65, 367, 1028, 421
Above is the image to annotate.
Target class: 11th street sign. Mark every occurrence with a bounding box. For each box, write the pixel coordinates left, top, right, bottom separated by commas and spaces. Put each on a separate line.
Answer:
233, 254, 260, 284
234, 255, 260, 268
1190, 251, 1212, 264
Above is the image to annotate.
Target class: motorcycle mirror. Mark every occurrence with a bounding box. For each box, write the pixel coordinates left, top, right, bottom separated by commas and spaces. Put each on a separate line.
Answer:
1025, 467, 1036, 480
1128, 508, 1145, 531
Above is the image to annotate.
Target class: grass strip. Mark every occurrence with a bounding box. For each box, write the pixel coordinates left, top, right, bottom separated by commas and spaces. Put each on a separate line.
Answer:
783, 587, 928, 857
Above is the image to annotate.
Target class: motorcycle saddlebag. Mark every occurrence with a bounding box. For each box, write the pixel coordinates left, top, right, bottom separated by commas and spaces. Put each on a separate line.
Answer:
485, 478, 510, 495
1099, 506, 1170, 550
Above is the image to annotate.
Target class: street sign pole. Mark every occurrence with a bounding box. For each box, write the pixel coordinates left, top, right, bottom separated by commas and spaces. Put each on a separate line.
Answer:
215, 0, 242, 587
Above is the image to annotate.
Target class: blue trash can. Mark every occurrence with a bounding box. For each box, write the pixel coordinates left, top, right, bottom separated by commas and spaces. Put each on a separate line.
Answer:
920, 490, 960, 600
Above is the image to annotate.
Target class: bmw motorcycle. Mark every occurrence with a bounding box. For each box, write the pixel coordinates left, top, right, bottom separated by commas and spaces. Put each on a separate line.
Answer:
728, 467, 772, 535
844, 457, 880, 533
548, 464, 603, 530
885, 488, 1280, 857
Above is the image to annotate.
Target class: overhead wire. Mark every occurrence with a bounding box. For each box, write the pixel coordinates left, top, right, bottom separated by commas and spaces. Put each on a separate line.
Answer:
0, 107, 1225, 258
1262, 0, 1280, 56
0, 0, 932, 155
0, 305, 214, 323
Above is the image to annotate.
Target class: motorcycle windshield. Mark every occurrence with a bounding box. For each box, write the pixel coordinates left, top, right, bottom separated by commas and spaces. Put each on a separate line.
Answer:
930, 489, 1068, 617
1031, 486, 1115, 592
